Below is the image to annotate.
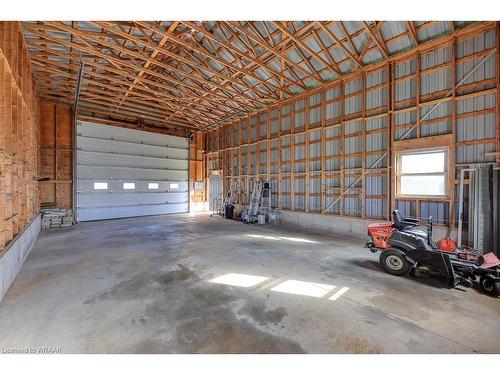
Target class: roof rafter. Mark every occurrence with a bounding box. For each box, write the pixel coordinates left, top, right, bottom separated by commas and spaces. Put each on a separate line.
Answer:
134, 21, 283, 100
316, 21, 365, 71
362, 21, 389, 59
272, 21, 343, 76
20, 21, 488, 135
182, 21, 300, 93
113, 21, 180, 113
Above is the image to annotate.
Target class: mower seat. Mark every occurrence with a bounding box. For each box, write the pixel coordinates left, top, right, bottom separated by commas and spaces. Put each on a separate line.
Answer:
392, 210, 420, 231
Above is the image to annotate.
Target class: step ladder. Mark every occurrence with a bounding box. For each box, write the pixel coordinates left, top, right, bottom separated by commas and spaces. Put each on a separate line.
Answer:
243, 179, 272, 224
248, 180, 263, 219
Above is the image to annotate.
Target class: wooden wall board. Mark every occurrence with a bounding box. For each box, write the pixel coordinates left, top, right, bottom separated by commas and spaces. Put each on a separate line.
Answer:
39, 100, 72, 209
0, 21, 41, 251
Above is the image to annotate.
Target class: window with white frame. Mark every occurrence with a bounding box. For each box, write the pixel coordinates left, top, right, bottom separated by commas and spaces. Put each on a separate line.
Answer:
148, 183, 159, 190
169, 183, 179, 189
93, 182, 108, 190
396, 148, 448, 197
123, 182, 135, 190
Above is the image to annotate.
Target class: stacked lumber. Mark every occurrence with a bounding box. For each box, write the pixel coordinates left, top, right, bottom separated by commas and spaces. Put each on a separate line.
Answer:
0, 22, 41, 251
40, 203, 73, 229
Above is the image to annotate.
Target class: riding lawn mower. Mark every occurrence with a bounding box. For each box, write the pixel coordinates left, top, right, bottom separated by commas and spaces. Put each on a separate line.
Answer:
365, 210, 500, 297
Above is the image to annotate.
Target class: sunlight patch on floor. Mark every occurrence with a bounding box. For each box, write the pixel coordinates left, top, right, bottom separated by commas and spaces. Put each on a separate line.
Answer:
271, 279, 335, 297
245, 234, 318, 243
329, 286, 350, 301
209, 273, 270, 287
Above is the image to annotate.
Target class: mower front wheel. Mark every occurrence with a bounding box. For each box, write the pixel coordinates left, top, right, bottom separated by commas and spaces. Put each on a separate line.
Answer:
479, 275, 500, 297
379, 249, 411, 276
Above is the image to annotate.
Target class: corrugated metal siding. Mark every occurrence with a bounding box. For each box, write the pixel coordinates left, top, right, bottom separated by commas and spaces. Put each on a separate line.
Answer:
420, 101, 452, 137
420, 201, 449, 224
366, 87, 387, 110
420, 68, 452, 96
456, 29, 497, 165
281, 176, 291, 209
207, 27, 497, 223
259, 141, 267, 174
394, 111, 417, 140
395, 78, 416, 103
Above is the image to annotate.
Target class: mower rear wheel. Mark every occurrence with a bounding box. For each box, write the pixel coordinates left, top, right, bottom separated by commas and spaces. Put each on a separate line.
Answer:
379, 249, 411, 276
479, 275, 500, 296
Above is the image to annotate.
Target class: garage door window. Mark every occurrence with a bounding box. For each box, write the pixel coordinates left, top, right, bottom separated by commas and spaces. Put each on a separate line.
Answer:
123, 182, 135, 190
396, 148, 448, 197
148, 183, 159, 189
94, 182, 108, 190
170, 183, 179, 189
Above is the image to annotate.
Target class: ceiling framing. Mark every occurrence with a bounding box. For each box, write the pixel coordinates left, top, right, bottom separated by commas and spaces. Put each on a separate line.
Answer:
21, 21, 474, 136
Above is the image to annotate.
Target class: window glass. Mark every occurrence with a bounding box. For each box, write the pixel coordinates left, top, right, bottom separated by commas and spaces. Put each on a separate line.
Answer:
401, 152, 444, 174
400, 175, 445, 196
169, 183, 179, 189
397, 149, 447, 197
148, 183, 159, 189
123, 182, 135, 190
94, 182, 108, 190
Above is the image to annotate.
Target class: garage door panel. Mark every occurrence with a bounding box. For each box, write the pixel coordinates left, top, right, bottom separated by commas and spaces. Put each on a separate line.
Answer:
76, 121, 188, 221
78, 203, 189, 221
78, 122, 188, 149
77, 192, 188, 207
77, 165, 187, 181
77, 180, 188, 193
78, 151, 188, 170
77, 137, 188, 160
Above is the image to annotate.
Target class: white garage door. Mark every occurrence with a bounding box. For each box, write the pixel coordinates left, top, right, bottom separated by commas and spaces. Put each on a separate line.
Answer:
76, 121, 189, 222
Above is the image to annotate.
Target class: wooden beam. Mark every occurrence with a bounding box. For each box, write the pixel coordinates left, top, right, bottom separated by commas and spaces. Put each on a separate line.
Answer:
272, 21, 343, 76
317, 22, 364, 71
225, 21, 323, 84
113, 21, 180, 112
406, 21, 419, 47
362, 21, 389, 59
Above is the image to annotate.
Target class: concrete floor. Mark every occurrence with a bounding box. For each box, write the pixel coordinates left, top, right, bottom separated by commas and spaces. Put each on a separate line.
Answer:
0, 213, 499, 354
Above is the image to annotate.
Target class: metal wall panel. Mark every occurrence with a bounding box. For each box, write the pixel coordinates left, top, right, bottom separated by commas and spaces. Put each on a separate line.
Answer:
76, 121, 188, 221
395, 78, 416, 102
205, 27, 496, 225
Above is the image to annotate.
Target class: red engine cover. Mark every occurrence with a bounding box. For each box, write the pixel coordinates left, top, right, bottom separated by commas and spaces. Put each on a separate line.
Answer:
438, 237, 457, 253
367, 222, 394, 249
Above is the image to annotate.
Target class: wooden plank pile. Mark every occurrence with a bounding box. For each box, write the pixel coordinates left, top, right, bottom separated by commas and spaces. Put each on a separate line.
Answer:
40, 203, 72, 229
0, 21, 41, 252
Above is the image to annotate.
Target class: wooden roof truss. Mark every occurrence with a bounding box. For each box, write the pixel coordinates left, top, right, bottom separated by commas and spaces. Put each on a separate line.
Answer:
21, 21, 465, 136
